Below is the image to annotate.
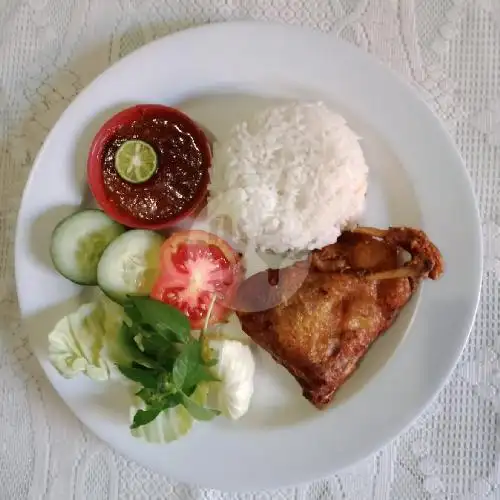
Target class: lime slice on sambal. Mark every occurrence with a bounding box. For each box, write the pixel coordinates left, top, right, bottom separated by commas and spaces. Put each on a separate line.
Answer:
114, 140, 157, 184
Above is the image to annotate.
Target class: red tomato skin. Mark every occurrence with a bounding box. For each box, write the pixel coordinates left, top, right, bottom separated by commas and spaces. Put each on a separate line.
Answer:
150, 230, 243, 329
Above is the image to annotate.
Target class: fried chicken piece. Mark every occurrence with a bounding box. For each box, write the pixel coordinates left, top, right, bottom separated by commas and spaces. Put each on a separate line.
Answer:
235, 227, 444, 408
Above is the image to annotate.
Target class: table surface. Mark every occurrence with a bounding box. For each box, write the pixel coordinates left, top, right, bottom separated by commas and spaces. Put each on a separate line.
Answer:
1, 0, 499, 499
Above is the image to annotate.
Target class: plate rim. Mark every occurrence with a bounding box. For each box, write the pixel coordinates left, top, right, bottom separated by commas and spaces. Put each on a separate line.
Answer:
14, 20, 483, 491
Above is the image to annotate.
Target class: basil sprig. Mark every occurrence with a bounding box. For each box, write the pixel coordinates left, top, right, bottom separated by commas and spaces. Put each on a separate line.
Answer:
117, 296, 220, 429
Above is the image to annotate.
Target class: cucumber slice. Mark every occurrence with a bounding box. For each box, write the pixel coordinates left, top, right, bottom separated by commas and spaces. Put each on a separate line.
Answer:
97, 230, 164, 304
50, 209, 125, 285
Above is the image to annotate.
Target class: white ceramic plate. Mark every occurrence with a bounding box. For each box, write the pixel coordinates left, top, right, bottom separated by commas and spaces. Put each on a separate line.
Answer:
15, 22, 482, 491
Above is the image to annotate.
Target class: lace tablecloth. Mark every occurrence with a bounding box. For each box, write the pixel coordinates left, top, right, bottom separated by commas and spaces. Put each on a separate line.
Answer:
1, 0, 499, 498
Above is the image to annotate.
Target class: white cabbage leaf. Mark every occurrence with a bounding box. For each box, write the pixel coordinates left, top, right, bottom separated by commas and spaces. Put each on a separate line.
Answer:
207, 339, 255, 420
48, 295, 126, 381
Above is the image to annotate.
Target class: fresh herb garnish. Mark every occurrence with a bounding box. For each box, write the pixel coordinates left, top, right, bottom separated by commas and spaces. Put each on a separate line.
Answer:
131, 408, 163, 429
117, 296, 220, 430
128, 296, 191, 343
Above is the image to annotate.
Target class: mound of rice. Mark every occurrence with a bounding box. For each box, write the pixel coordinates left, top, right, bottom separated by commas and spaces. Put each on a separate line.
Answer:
208, 101, 368, 253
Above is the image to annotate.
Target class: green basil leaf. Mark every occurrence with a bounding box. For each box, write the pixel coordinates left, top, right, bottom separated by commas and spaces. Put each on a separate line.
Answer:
172, 350, 189, 389
123, 300, 142, 324
161, 392, 183, 410
135, 335, 178, 372
175, 341, 207, 389
118, 365, 159, 389
173, 340, 220, 390
157, 353, 177, 373
116, 324, 158, 368
136, 327, 173, 353
156, 327, 184, 344
197, 366, 220, 383
135, 387, 155, 404
129, 297, 190, 343
131, 408, 162, 429
136, 386, 177, 407
186, 338, 204, 362
183, 365, 219, 391
137, 322, 180, 347
180, 392, 220, 421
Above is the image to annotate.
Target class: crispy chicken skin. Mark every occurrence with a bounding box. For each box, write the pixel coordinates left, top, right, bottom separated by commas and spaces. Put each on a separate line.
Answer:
235, 227, 444, 408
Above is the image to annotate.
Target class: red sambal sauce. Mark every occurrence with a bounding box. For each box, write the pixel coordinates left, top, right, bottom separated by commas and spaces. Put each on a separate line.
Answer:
101, 110, 210, 223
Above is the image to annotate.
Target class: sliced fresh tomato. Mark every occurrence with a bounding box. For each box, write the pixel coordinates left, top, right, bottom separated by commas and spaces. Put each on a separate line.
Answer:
150, 230, 243, 329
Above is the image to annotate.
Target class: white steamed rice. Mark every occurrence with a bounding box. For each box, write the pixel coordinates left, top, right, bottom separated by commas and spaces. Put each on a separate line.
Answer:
207, 101, 368, 254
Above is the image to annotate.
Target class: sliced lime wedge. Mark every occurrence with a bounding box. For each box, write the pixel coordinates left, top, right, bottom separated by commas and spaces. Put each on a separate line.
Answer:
115, 140, 157, 184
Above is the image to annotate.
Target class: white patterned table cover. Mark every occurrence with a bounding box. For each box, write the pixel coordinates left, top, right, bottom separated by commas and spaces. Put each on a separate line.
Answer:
1, 1, 499, 499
